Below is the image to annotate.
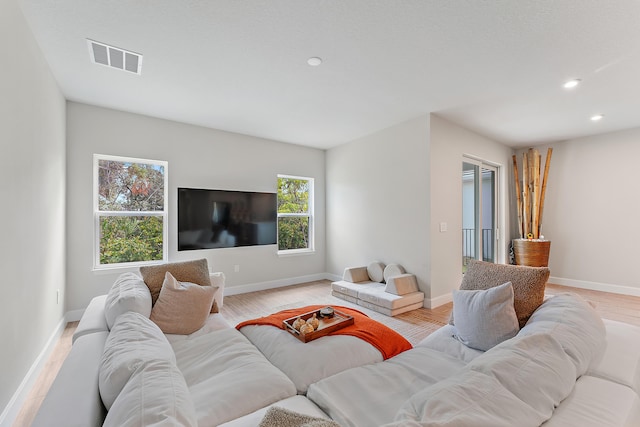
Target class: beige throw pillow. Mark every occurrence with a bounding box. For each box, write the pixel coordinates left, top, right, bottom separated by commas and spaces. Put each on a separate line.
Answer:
140, 258, 217, 312
453, 260, 549, 328
150, 272, 216, 335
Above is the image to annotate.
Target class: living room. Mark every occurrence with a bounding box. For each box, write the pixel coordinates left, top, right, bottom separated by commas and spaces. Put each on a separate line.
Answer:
3, 1, 640, 425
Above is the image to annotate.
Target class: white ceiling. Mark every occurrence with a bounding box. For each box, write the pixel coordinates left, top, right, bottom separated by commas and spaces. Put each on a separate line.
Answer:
18, 0, 640, 149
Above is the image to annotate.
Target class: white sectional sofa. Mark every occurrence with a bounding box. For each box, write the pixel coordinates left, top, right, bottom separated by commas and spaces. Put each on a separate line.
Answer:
32, 264, 640, 427
332, 263, 425, 316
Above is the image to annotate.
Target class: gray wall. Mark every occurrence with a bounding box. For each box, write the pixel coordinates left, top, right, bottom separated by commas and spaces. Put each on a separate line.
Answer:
66, 102, 326, 311
326, 116, 432, 297
429, 115, 514, 304
325, 114, 514, 307
523, 128, 640, 295
0, 0, 66, 420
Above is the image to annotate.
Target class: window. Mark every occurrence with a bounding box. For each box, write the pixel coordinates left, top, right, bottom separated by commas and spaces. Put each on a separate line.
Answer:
94, 154, 168, 268
462, 158, 498, 272
277, 175, 313, 252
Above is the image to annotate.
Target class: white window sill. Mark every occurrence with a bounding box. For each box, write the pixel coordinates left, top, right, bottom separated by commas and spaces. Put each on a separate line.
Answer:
277, 248, 315, 257
92, 260, 165, 274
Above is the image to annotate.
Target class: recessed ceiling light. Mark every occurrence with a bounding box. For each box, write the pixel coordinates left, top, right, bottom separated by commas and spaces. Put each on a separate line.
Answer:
563, 79, 581, 89
591, 114, 604, 121
307, 57, 322, 66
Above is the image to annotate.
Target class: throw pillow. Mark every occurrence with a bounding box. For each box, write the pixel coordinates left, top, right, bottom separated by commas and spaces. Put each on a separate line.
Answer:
104, 272, 152, 330
150, 272, 216, 335
383, 263, 405, 282
139, 258, 215, 312
367, 261, 386, 283
452, 282, 520, 351
453, 259, 549, 328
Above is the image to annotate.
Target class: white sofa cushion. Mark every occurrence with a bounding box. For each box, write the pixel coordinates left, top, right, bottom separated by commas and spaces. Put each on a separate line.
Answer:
99, 311, 175, 410
540, 375, 640, 427
357, 286, 424, 310
416, 324, 484, 363
73, 294, 109, 343
392, 333, 576, 426
103, 360, 197, 427
104, 272, 152, 330
32, 332, 109, 427
467, 332, 576, 418
452, 282, 520, 351
587, 319, 640, 394
307, 347, 465, 427
240, 324, 383, 394
358, 300, 424, 317
330, 290, 358, 304
391, 370, 546, 427
171, 328, 297, 426
331, 280, 383, 298
385, 274, 418, 295
519, 293, 606, 377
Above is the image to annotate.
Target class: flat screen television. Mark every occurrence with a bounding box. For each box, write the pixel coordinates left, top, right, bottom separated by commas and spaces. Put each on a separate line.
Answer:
177, 188, 277, 250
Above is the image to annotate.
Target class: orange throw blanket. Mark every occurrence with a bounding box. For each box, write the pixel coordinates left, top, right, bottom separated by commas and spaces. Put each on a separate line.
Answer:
236, 305, 412, 359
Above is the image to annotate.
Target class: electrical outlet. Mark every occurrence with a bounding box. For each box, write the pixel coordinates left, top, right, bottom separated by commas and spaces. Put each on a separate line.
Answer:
56, 289, 60, 304
234, 265, 240, 273
440, 222, 448, 232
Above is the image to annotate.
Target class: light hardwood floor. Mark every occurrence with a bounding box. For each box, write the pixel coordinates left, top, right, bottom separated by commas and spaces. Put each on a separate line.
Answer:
12, 280, 640, 426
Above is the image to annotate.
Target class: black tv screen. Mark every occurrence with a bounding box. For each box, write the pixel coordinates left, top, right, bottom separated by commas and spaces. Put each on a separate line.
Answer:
178, 188, 277, 250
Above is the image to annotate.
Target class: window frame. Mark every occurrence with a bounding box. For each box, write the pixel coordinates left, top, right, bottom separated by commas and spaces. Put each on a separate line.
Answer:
277, 174, 314, 255
93, 154, 168, 270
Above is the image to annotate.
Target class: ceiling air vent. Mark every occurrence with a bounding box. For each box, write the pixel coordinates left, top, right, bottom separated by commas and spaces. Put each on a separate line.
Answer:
87, 39, 142, 75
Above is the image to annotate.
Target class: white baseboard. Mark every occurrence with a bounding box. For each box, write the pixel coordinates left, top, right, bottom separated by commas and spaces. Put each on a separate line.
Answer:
0, 316, 67, 427
424, 293, 452, 309
224, 273, 331, 296
549, 276, 640, 297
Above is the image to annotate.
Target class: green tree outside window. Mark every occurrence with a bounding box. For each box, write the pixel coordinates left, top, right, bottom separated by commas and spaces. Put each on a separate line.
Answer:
277, 176, 313, 251
95, 156, 167, 266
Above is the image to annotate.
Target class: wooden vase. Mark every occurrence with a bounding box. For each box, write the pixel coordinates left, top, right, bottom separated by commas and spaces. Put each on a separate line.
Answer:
513, 239, 551, 267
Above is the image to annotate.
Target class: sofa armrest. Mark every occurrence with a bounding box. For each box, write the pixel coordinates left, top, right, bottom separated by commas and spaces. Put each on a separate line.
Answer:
73, 295, 109, 343
210, 272, 226, 308
32, 331, 108, 427
343, 267, 369, 283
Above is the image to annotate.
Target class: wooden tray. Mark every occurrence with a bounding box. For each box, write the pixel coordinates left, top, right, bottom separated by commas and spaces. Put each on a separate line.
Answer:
283, 307, 354, 343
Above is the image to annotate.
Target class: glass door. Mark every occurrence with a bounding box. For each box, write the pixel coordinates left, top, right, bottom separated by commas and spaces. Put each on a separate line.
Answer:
462, 159, 497, 271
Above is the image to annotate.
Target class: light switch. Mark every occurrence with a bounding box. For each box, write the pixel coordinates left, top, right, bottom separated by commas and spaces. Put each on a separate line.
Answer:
440, 222, 447, 232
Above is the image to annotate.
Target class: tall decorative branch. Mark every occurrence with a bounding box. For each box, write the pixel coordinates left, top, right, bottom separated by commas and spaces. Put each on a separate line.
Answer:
513, 148, 553, 239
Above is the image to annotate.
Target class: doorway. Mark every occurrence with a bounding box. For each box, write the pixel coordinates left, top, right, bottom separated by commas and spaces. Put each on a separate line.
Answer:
462, 158, 498, 271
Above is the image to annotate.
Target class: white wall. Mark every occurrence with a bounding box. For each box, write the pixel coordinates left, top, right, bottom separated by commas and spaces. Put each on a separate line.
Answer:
66, 102, 326, 311
531, 128, 640, 295
0, 0, 66, 421
326, 116, 431, 296
429, 115, 513, 304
